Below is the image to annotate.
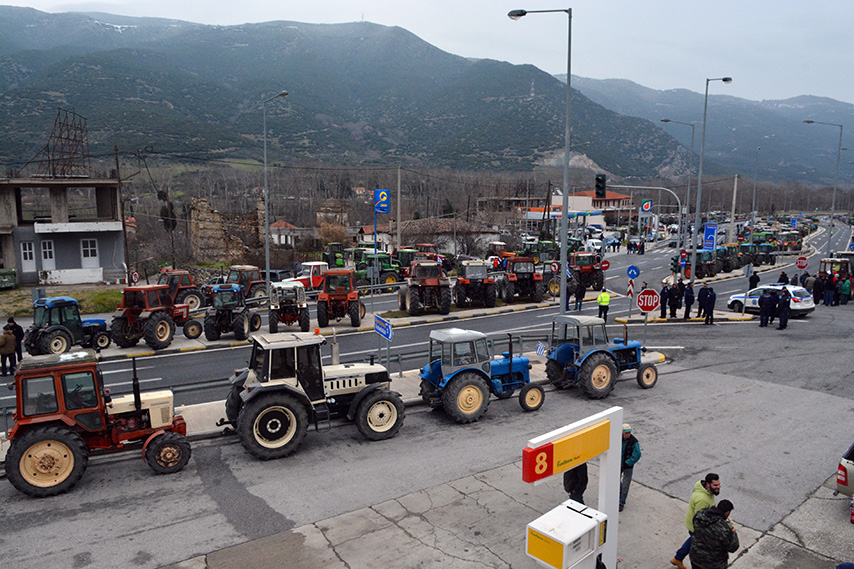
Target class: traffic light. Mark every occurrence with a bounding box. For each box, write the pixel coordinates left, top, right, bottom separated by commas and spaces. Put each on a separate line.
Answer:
670, 256, 680, 273
595, 174, 607, 199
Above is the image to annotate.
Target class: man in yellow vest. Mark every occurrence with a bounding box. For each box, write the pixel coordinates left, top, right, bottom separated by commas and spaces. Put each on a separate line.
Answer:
597, 288, 611, 321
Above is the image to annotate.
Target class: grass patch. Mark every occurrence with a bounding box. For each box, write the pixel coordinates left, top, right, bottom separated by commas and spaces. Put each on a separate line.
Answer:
0, 286, 123, 318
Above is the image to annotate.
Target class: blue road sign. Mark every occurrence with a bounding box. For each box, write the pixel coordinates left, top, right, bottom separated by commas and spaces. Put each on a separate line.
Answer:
791, 217, 797, 229
703, 223, 718, 250
627, 265, 640, 279
374, 315, 393, 341
374, 189, 390, 214
680, 258, 686, 267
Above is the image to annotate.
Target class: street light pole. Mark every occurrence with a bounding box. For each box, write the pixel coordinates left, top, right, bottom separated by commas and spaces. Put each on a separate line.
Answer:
688, 77, 732, 285
803, 119, 844, 257
660, 119, 696, 249
750, 147, 760, 246
262, 90, 288, 297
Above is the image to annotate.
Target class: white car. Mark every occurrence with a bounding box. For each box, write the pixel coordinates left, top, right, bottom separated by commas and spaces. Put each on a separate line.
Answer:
727, 284, 815, 317
585, 239, 605, 254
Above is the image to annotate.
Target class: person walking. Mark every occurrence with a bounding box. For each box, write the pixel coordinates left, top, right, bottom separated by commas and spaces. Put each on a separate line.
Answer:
660, 283, 670, 319
758, 288, 774, 327
776, 288, 791, 330
748, 272, 760, 290
683, 283, 695, 319
0, 326, 16, 376
689, 499, 739, 569
670, 473, 721, 569
5, 317, 24, 363
703, 286, 717, 325
563, 462, 588, 505
619, 423, 641, 512
597, 288, 611, 322
574, 282, 586, 311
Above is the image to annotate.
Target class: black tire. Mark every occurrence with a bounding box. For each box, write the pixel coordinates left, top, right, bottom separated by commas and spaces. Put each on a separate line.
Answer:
248, 284, 267, 302
580, 271, 593, 288
380, 272, 398, 293
419, 379, 442, 408
455, 285, 468, 308
731, 301, 743, 313
408, 287, 423, 316
225, 385, 243, 423
40, 329, 72, 355
439, 286, 452, 315
25, 333, 41, 356
502, 282, 516, 304
249, 311, 262, 331
5, 426, 89, 498
269, 311, 279, 333
398, 288, 407, 310
357, 279, 370, 297
175, 289, 203, 311
593, 271, 605, 291
204, 315, 221, 341
299, 308, 310, 332
349, 301, 361, 327
485, 282, 497, 307
355, 390, 405, 441
357, 262, 367, 271
144, 432, 191, 475
442, 372, 490, 424
110, 316, 139, 348
579, 353, 617, 399
182, 320, 202, 340
548, 277, 561, 297
237, 393, 308, 460
496, 389, 514, 400
636, 363, 658, 389
546, 359, 568, 387
519, 384, 545, 412
92, 330, 112, 350
317, 300, 329, 327
143, 312, 175, 350
233, 312, 249, 341
532, 282, 544, 303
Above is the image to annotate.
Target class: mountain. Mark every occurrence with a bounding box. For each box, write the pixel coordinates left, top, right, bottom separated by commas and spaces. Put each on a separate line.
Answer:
568, 76, 854, 184
0, 7, 690, 178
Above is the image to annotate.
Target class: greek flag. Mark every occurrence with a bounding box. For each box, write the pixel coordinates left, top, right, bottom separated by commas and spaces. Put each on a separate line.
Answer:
536, 342, 547, 356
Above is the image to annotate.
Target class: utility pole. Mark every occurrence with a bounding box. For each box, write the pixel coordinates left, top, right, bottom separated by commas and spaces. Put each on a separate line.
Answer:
729, 175, 738, 242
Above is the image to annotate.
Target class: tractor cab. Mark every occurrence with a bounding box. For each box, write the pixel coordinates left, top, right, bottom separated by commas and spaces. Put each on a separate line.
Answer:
31, 297, 85, 344
212, 284, 244, 309
324, 271, 355, 294
549, 314, 610, 363
425, 328, 492, 382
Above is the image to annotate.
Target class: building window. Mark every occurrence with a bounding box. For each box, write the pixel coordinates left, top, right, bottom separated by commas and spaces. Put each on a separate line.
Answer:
21, 241, 34, 261
81, 239, 97, 258
41, 240, 54, 260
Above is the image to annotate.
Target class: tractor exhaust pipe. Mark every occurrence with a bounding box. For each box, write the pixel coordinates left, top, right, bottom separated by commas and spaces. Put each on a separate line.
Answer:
507, 333, 513, 376
132, 357, 141, 411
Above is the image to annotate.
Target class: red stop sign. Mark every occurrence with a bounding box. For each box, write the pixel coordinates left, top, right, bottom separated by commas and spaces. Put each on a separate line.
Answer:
737, 235, 745, 242
680, 250, 688, 260
600, 260, 610, 270
796, 256, 809, 270
636, 289, 660, 313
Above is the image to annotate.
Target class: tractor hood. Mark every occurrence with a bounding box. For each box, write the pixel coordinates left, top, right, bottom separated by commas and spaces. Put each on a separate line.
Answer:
324, 362, 390, 384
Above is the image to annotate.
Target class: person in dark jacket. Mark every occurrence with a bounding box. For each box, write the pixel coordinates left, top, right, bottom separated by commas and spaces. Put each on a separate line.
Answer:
789, 273, 798, 286
777, 271, 788, 284
799, 271, 810, 287
5, 317, 24, 362
563, 462, 588, 504
619, 423, 641, 511
748, 272, 760, 290
813, 274, 825, 304
758, 289, 774, 327
0, 327, 16, 376
776, 288, 791, 330
660, 284, 670, 319
767, 290, 779, 325
696, 284, 709, 318
574, 283, 586, 311
683, 283, 695, 319
689, 499, 739, 569
676, 279, 686, 308
703, 287, 717, 325
668, 284, 681, 318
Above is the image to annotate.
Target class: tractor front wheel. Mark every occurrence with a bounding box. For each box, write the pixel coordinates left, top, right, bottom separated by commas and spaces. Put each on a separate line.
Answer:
143, 312, 175, 350
204, 315, 221, 341
299, 308, 310, 332
249, 312, 262, 332
636, 363, 658, 389
355, 390, 405, 441
519, 383, 545, 412
442, 373, 490, 424
176, 289, 203, 311
232, 312, 250, 341
5, 426, 89, 498
579, 353, 617, 399
182, 320, 202, 340
237, 393, 308, 460
144, 432, 191, 475
349, 301, 361, 327
269, 310, 280, 333
40, 329, 72, 355
92, 330, 112, 350
317, 301, 329, 327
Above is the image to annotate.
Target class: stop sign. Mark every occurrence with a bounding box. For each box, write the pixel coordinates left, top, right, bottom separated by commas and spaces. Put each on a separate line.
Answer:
600, 260, 610, 270
680, 250, 688, 260
737, 234, 745, 242
636, 289, 660, 313
796, 256, 809, 270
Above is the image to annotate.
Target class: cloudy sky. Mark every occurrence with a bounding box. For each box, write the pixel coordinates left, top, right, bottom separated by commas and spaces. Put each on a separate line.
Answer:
6, 1, 854, 104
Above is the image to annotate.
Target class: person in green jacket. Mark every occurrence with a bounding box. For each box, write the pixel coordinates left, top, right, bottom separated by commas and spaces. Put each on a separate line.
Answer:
841, 277, 851, 305
670, 473, 720, 569
690, 499, 739, 569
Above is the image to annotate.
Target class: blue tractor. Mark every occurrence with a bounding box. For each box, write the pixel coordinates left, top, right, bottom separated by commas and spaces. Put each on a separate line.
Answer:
544, 315, 658, 399
23, 296, 111, 355
419, 328, 544, 423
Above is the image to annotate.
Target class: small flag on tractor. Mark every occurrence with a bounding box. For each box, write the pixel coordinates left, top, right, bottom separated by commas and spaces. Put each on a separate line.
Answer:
536, 342, 547, 356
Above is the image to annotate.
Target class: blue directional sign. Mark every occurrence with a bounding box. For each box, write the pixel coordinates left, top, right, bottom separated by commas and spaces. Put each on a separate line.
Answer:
374, 189, 390, 214
627, 265, 640, 279
703, 223, 718, 250
791, 217, 797, 229
374, 314, 393, 341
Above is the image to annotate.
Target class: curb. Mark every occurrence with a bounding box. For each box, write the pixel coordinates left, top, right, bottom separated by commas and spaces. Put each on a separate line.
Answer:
615, 314, 754, 324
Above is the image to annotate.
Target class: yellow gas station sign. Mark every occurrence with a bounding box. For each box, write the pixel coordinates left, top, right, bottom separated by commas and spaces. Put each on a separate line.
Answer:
522, 420, 610, 483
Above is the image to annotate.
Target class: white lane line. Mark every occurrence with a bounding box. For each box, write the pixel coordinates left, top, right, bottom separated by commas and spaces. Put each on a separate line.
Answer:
646, 346, 685, 349
652, 265, 663, 270
101, 366, 156, 375
106, 377, 163, 387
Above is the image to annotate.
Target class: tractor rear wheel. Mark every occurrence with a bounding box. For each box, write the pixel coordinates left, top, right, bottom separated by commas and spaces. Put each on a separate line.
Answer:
355, 390, 405, 441
176, 289, 203, 311
5, 426, 89, 498
439, 286, 452, 315
593, 270, 605, 291
380, 272, 398, 293
269, 310, 279, 333
143, 312, 175, 350
502, 282, 515, 304
485, 282, 497, 307
442, 373, 490, 424
144, 432, 191, 475
519, 384, 545, 412
248, 284, 267, 304
636, 363, 658, 389
182, 320, 202, 340
317, 301, 329, 327
408, 288, 423, 316
110, 316, 139, 348
398, 288, 408, 310
40, 329, 72, 354
349, 301, 361, 327
204, 315, 221, 341
233, 312, 249, 341
532, 282, 544, 302
579, 353, 617, 399
299, 308, 310, 332
455, 285, 468, 308
237, 393, 308, 460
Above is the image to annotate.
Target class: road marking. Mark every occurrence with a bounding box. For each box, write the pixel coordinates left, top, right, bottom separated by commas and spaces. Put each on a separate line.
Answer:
653, 265, 663, 270
101, 366, 155, 375
646, 346, 685, 349
106, 377, 163, 387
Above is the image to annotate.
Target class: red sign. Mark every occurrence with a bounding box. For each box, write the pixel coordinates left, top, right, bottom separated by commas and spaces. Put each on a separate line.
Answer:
737, 235, 745, 242
600, 260, 610, 271
685, 267, 692, 278
680, 250, 688, 260
636, 289, 660, 313
796, 256, 809, 270
627, 278, 634, 298
550, 261, 560, 273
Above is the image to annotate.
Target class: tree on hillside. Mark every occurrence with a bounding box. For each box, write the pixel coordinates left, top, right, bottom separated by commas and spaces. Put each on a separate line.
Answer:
318, 223, 348, 245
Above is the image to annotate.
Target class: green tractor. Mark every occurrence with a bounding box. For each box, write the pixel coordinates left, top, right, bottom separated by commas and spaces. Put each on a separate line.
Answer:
354, 252, 401, 292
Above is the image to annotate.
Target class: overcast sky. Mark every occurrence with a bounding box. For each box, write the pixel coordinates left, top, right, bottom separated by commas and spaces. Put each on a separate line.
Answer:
7, 1, 854, 104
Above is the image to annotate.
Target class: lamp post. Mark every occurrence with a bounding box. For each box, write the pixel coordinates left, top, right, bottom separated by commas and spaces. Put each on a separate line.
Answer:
803, 119, 843, 257
509, 7, 572, 314
262, 90, 288, 297
688, 77, 732, 285
660, 118, 696, 249
750, 147, 760, 245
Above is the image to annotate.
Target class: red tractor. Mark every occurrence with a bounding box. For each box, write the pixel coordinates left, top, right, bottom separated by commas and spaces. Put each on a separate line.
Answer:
156, 268, 204, 310
215, 265, 267, 304
110, 285, 201, 350
317, 269, 366, 328
495, 257, 545, 303
398, 260, 452, 316
4, 351, 191, 497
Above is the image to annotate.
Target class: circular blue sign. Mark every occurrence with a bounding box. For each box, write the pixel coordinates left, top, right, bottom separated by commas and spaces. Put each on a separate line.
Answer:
627, 265, 640, 279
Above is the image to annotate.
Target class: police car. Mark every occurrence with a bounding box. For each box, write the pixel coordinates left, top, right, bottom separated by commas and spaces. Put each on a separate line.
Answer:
727, 284, 815, 317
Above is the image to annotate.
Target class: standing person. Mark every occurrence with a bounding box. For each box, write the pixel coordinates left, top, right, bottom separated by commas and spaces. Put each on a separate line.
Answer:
563, 462, 588, 505
574, 282, 586, 311
660, 283, 670, 319
597, 288, 611, 322
842, 277, 851, 305
689, 499, 739, 569
670, 473, 721, 569
668, 283, 680, 318
776, 288, 791, 330
676, 279, 686, 308
619, 423, 641, 512
824, 273, 836, 306
777, 271, 788, 284
697, 284, 709, 319
639, 241, 645, 255
800, 271, 810, 287
0, 325, 16, 376
748, 272, 760, 290
5, 317, 24, 363
767, 289, 779, 326
813, 274, 825, 304
789, 273, 798, 286
683, 283, 695, 319
758, 288, 774, 327
703, 286, 717, 325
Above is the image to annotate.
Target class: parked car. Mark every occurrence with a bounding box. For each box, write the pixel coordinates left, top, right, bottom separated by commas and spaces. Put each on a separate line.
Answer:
836, 439, 854, 497
260, 269, 295, 282
727, 284, 815, 317
584, 239, 605, 255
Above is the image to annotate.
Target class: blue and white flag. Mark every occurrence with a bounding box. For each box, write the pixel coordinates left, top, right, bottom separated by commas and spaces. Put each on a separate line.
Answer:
536, 342, 547, 356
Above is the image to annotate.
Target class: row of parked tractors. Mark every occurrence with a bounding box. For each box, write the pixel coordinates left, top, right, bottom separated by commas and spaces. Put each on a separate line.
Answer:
675, 241, 787, 280
4, 312, 657, 498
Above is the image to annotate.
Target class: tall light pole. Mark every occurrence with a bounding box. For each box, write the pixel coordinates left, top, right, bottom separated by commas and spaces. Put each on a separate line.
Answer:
262, 90, 288, 297
803, 119, 843, 257
750, 147, 760, 245
509, 7, 572, 314
688, 77, 732, 285
661, 118, 696, 249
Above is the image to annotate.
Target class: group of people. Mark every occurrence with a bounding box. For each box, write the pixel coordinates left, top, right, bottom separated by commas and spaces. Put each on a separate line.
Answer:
626, 240, 645, 254
0, 317, 24, 376
659, 280, 717, 325
801, 270, 853, 307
